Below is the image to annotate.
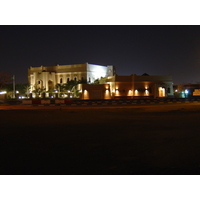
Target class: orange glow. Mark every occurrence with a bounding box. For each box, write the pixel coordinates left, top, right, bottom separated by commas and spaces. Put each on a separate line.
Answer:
104, 89, 110, 99
128, 89, 133, 96
158, 87, 165, 97
115, 88, 119, 96
83, 89, 89, 99
144, 89, 149, 96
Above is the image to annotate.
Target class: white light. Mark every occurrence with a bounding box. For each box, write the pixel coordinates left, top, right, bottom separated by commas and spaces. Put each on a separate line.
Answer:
185, 89, 189, 94
16, 91, 19, 94
0, 91, 7, 94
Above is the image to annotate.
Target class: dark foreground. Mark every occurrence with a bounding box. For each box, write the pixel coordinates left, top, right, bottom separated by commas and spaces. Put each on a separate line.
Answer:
1, 104, 200, 175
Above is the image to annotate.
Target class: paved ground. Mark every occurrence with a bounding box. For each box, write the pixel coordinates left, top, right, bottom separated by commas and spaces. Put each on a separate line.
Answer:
1, 103, 200, 175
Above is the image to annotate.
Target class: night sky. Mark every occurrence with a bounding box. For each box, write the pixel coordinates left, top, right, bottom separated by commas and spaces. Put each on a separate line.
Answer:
1, 25, 200, 84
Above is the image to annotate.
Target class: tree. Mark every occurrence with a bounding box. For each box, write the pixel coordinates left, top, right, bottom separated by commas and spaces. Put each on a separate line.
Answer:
55, 83, 66, 93
99, 77, 107, 84
0, 72, 12, 89
93, 78, 100, 85
142, 73, 149, 76
32, 84, 44, 98
92, 77, 107, 85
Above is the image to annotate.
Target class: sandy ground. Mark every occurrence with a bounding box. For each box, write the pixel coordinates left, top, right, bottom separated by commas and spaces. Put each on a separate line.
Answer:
1, 103, 200, 175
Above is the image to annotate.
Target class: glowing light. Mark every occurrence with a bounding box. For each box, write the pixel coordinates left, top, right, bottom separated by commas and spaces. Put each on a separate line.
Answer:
115, 88, 119, 95
0, 91, 7, 94
83, 89, 89, 99
135, 89, 138, 96
158, 87, 165, 97
145, 89, 149, 96
16, 91, 19, 94
104, 89, 110, 99
128, 90, 133, 96
185, 89, 189, 94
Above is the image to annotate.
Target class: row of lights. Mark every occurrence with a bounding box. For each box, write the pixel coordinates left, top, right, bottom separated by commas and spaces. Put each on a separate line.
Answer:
0, 91, 19, 94
113, 88, 149, 92
175, 89, 189, 94
54, 90, 71, 93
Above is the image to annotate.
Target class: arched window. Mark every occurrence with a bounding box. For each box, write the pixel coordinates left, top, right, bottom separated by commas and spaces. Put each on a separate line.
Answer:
67, 78, 70, 83
60, 78, 62, 84
74, 77, 77, 81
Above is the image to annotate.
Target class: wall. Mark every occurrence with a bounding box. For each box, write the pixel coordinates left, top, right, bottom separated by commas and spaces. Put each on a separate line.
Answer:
86, 63, 108, 83
79, 84, 111, 100
106, 74, 174, 99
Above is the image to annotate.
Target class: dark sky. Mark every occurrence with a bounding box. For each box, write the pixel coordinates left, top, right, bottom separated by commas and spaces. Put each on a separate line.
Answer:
1, 25, 200, 84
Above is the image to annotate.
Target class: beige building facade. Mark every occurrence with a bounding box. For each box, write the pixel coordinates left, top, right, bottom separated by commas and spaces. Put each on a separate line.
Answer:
28, 63, 115, 93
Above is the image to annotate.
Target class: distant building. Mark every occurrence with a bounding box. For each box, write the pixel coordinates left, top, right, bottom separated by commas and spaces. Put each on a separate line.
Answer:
28, 63, 115, 96
174, 84, 200, 98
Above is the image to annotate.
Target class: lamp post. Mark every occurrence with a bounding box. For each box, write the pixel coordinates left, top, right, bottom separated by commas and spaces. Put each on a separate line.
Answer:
13, 75, 15, 99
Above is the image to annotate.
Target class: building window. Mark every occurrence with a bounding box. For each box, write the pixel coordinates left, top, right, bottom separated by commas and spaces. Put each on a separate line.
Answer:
74, 77, 77, 81
60, 78, 62, 84
38, 81, 40, 84
67, 78, 70, 83
167, 87, 170, 93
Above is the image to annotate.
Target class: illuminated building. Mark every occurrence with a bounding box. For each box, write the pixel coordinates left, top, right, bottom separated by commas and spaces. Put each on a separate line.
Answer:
28, 62, 173, 99
105, 74, 174, 99
78, 74, 173, 99
28, 63, 115, 94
